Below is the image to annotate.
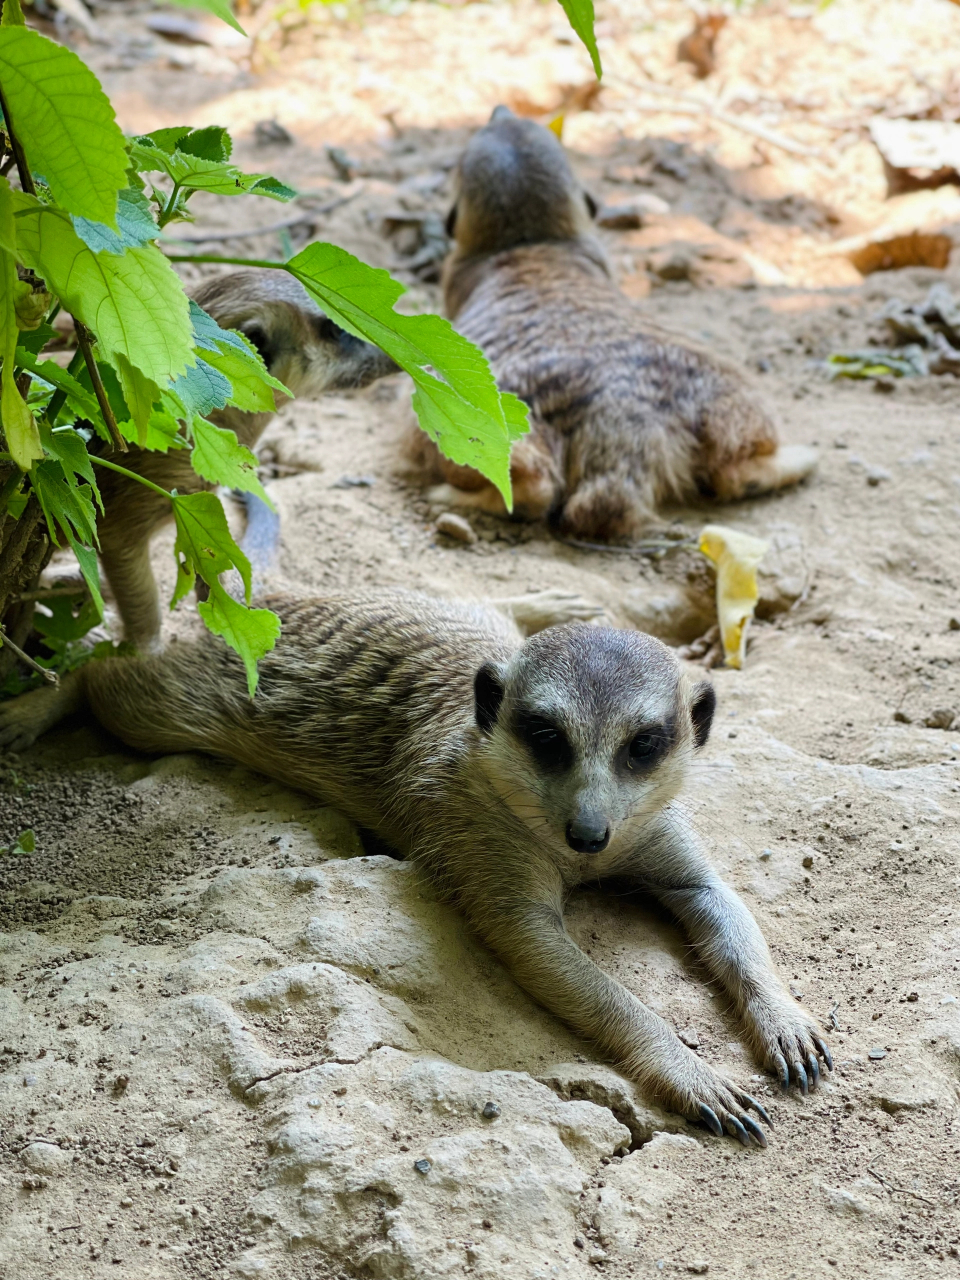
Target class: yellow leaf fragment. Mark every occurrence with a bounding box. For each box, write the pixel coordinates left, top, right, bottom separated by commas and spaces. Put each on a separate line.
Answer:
698, 523, 768, 670
548, 114, 564, 140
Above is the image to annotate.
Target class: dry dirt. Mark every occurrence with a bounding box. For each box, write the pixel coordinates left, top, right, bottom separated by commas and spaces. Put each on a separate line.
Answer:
2, 0, 960, 1276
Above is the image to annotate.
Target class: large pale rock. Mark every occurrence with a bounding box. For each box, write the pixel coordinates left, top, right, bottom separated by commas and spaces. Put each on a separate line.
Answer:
246, 1048, 630, 1279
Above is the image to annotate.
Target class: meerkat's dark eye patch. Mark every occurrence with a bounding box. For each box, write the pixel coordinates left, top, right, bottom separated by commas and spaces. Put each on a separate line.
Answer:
313, 316, 346, 344
690, 681, 716, 750
625, 723, 672, 769
240, 322, 277, 368
474, 662, 505, 734
515, 711, 573, 770
445, 203, 458, 238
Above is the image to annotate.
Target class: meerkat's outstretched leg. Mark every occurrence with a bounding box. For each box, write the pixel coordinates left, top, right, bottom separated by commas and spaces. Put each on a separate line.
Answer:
469, 876, 771, 1144
608, 810, 832, 1094
492, 589, 604, 634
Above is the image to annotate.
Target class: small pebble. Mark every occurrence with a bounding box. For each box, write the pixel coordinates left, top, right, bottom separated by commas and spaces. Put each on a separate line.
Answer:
120, 1197, 133, 1208
413, 1158, 431, 1175
949, 617, 960, 631
865, 465, 892, 485
923, 708, 956, 730
802, 854, 814, 869
868, 1048, 886, 1061
679, 1027, 700, 1049
906, 992, 919, 1002
436, 512, 477, 544
481, 1101, 501, 1119
759, 848, 772, 861
686, 1263, 709, 1275
332, 474, 375, 488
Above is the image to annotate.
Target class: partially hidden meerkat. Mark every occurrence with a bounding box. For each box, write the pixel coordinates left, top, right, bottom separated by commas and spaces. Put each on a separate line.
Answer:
0, 588, 831, 1142
410, 107, 817, 539
93, 270, 397, 652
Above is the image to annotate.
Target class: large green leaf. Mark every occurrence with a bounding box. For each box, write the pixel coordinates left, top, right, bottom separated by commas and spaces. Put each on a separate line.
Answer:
72, 188, 160, 255
40, 424, 103, 511
12, 191, 194, 385
169, 357, 232, 418
0, 28, 127, 226
286, 242, 527, 507
190, 417, 270, 503
198, 582, 280, 698
556, 0, 601, 78
118, 406, 186, 453
130, 130, 296, 206
170, 489, 251, 607
16, 348, 102, 423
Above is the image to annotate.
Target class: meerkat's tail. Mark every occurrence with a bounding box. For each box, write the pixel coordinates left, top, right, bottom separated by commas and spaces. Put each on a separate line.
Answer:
238, 490, 281, 598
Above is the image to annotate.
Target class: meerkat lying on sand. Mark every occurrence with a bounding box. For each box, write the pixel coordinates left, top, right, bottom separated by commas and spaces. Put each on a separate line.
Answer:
411, 106, 817, 538
0, 586, 830, 1141
94, 271, 396, 652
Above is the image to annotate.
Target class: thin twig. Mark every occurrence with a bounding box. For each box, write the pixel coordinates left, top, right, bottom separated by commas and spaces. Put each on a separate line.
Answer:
605, 75, 821, 159
866, 1164, 936, 1206
0, 84, 36, 195
0, 625, 58, 685
15, 583, 90, 602
73, 322, 127, 453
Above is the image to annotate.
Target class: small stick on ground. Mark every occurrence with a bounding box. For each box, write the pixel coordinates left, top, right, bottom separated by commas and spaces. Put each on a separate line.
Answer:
0, 625, 59, 685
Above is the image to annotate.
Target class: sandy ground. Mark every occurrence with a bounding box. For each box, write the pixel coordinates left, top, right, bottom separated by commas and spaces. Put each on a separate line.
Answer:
2, 0, 960, 1276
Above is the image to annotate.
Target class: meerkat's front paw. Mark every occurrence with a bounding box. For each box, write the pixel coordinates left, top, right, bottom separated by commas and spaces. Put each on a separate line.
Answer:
0, 677, 81, 752
642, 1044, 772, 1148
744, 997, 832, 1093
497, 588, 606, 634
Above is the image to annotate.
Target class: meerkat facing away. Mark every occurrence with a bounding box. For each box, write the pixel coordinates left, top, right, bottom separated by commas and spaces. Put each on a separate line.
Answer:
410, 107, 817, 539
0, 589, 830, 1140
93, 270, 397, 652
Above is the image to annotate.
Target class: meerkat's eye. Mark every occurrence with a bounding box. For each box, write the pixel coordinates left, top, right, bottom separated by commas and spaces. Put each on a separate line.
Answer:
627, 731, 661, 766
515, 712, 572, 770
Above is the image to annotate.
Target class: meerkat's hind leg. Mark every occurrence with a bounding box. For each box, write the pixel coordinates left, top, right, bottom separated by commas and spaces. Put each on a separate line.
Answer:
715, 444, 819, 501
493, 589, 605, 635
0, 672, 85, 752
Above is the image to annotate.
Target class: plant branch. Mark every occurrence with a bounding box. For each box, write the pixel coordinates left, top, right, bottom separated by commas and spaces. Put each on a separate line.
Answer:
42, 348, 85, 429
73, 322, 127, 453
0, 70, 35, 198
0, 624, 59, 686
89, 455, 171, 500
162, 253, 284, 268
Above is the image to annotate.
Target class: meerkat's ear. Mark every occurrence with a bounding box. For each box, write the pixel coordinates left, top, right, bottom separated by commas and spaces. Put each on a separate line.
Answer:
584, 192, 598, 220
690, 681, 716, 750
445, 202, 458, 238
474, 662, 505, 733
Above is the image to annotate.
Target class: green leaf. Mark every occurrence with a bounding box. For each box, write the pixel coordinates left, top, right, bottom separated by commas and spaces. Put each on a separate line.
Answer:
177, 124, 232, 162
189, 300, 288, 412
30, 458, 99, 547
0, 174, 15, 255
119, 405, 186, 453
115, 353, 160, 443
71, 188, 160, 255
190, 417, 271, 503
555, 0, 601, 78
165, 0, 246, 37
129, 134, 295, 203
15, 321, 57, 355
12, 191, 194, 386
41, 424, 102, 511
5, 829, 35, 856
67, 537, 104, 617
15, 348, 102, 422
286, 242, 526, 507
0, 28, 128, 225
198, 582, 279, 698
0, 182, 41, 468
33, 591, 101, 643
169, 356, 232, 418
170, 489, 250, 607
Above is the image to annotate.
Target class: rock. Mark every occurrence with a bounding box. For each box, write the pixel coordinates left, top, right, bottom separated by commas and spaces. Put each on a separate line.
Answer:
19, 1142, 68, 1175
868, 1048, 887, 1060
436, 512, 477, 544
686, 1264, 710, 1276
866, 465, 892, 485
248, 1049, 630, 1278
481, 1101, 501, 1119
802, 854, 814, 869
536, 1062, 681, 1147
868, 117, 960, 195
596, 195, 670, 229
924, 708, 956, 730
821, 1184, 871, 1216
254, 119, 293, 147
678, 1027, 700, 1049
594, 1132, 701, 1255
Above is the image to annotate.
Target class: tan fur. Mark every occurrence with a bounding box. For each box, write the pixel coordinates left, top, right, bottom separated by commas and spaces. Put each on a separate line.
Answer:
411, 107, 817, 538
95, 271, 396, 651
0, 588, 830, 1137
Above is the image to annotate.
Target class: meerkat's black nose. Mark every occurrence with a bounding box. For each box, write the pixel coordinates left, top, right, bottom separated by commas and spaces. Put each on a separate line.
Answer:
566, 816, 610, 854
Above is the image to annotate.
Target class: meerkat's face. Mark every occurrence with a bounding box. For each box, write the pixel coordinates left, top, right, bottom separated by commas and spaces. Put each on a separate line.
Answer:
445, 104, 598, 257
474, 625, 715, 861
191, 271, 398, 402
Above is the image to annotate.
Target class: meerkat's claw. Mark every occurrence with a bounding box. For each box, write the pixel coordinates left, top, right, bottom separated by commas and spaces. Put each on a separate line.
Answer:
725, 1115, 752, 1147
699, 1104, 723, 1137
807, 1053, 820, 1088
741, 1095, 773, 1129
793, 1061, 809, 1095
740, 1116, 768, 1148
813, 1037, 833, 1071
